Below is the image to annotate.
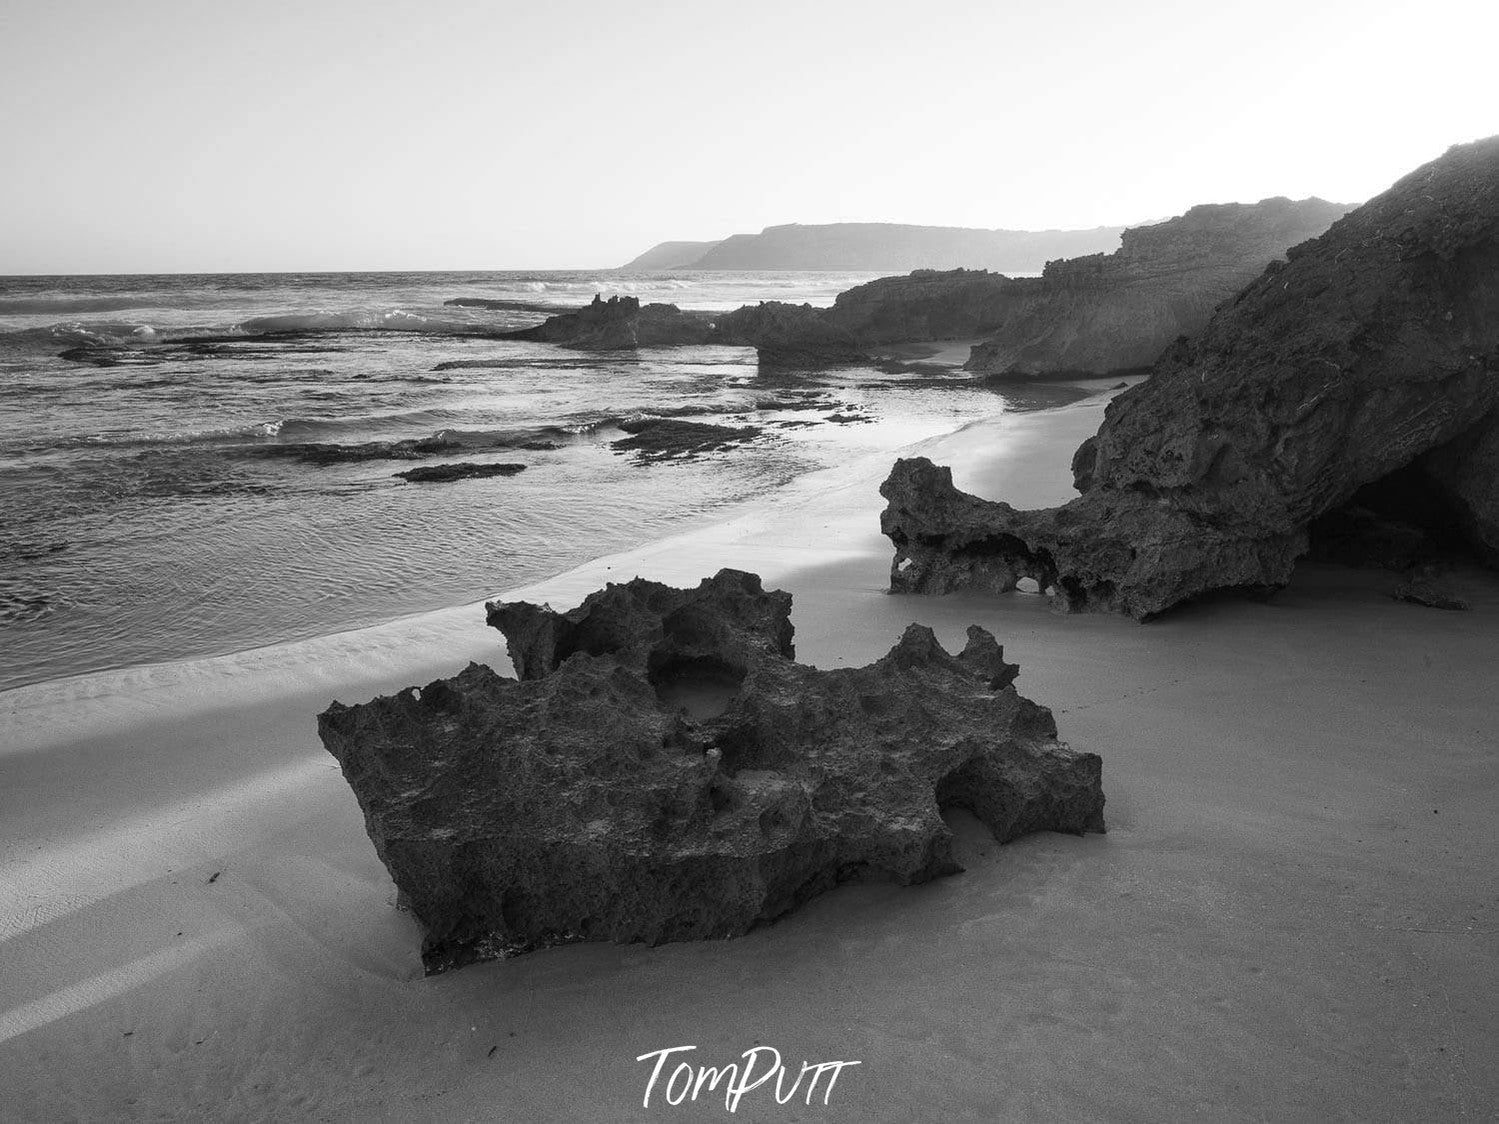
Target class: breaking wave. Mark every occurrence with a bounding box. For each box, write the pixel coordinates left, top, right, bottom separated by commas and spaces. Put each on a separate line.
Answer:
238, 309, 445, 334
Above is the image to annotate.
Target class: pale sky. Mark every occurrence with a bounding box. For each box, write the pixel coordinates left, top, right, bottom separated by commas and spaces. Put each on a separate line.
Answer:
1, 0, 1494, 273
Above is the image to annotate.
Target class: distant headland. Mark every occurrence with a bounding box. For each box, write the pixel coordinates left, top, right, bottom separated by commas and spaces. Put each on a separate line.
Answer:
620, 221, 1129, 273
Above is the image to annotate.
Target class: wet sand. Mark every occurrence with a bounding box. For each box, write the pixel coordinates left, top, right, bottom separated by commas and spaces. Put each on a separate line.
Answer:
1, 392, 1495, 1121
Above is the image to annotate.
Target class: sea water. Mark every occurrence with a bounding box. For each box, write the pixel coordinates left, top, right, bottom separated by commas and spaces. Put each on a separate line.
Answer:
0, 270, 1027, 693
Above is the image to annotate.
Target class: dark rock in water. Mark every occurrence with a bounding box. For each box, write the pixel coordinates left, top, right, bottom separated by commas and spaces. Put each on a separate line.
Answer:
881, 137, 1499, 618
963, 197, 1350, 378
500, 295, 715, 350
1392, 564, 1470, 611
713, 301, 867, 368
609, 418, 761, 461
394, 462, 527, 483
317, 570, 1105, 972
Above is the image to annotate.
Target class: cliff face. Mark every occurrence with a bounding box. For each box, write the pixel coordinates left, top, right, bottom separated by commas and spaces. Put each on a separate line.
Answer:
655, 221, 1126, 273
964, 197, 1351, 376
881, 137, 1499, 619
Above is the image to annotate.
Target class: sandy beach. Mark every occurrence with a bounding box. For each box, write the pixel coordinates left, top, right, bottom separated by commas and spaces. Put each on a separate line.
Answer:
2, 389, 1495, 1121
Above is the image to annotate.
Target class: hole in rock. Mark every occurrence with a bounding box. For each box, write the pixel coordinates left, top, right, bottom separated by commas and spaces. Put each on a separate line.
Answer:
648, 655, 746, 721
1303, 460, 1472, 571
939, 807, 995, 865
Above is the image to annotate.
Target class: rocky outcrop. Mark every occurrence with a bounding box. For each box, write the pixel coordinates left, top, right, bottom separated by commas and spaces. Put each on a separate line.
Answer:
684, 199, 1341, 372
317, 570, 1106, 972
963, 197, 1350, 377
881, 137, 1499, 619
505, 201, 1342, 370
823, 269, 1019, 344
712, 301, 866, 367
500, 295, 715, 349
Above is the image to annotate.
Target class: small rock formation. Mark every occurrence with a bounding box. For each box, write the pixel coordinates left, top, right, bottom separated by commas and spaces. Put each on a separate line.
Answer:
1392, 563, 1470, 611
501, 295, 716, 350
881, 137, 1499, 619
317, 570, 1106, 972
393, 462, 527, 483
962, 197, 1351, 377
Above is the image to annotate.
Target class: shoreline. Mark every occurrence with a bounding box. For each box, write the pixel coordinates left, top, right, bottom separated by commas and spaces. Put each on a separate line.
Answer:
0, 381, 1120, 752
2, 385, 1495, 1119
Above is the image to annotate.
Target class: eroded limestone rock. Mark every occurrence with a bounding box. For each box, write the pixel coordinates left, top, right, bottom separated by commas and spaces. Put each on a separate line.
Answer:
318, 570, 1105, 972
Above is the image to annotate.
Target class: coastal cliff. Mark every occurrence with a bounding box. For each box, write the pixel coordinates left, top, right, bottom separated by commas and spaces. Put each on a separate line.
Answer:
881, 137, 1499, 618
963, 196, 1351, 376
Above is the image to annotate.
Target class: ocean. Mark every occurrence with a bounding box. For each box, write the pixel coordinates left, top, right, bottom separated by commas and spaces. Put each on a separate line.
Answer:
0, 269, 1034, 694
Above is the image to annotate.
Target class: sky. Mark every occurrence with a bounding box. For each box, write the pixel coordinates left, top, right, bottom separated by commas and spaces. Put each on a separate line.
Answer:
0, 0, 1494, 273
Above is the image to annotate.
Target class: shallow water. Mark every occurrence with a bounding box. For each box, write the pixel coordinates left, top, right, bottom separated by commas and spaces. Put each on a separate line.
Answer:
0, 269, 1024, 692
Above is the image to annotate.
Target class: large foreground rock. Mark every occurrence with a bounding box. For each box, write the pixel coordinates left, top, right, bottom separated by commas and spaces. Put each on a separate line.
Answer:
881, 137, 1499, 618
318, 570, 1105, 972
